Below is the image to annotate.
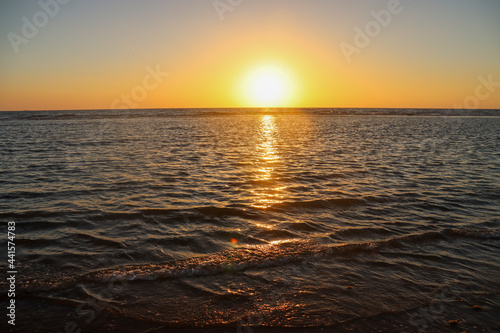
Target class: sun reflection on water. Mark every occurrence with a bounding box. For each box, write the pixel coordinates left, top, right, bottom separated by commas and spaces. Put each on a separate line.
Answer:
251, 115, 287, 209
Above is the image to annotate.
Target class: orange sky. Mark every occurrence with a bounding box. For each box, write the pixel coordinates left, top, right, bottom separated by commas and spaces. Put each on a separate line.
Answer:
1, 0, 499, 111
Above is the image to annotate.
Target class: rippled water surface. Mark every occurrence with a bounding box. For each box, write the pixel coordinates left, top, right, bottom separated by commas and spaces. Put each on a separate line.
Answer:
1, 109, 499, 332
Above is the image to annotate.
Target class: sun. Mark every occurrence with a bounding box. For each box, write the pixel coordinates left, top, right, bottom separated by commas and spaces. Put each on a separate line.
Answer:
242, 65, 293, 107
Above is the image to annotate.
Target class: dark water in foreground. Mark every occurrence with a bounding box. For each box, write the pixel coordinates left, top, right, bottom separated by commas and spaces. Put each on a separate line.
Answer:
1, 109, 499, 332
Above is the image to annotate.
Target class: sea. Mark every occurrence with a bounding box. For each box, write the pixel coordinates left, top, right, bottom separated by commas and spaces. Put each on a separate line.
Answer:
1, 108, 499, 332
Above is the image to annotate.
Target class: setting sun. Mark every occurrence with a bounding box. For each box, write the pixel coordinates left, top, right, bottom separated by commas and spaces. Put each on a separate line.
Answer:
242, 66, 294, 107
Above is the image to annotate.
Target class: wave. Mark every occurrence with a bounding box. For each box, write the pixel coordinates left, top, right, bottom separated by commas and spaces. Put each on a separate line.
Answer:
140, 198, 368, 217
270, 198, 365, 211
329, 226, 393, 239
5, 227, 497, 293
80, 228, 499, 283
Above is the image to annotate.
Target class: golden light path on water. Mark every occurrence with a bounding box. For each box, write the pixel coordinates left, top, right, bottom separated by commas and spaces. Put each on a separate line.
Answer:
251, 114, 287, 209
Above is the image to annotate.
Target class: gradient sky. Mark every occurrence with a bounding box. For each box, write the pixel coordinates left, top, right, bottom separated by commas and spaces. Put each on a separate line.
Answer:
1, 0, 499, 110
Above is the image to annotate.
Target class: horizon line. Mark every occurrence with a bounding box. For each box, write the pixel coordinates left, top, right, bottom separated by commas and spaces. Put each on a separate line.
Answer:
1, 107, 500, 112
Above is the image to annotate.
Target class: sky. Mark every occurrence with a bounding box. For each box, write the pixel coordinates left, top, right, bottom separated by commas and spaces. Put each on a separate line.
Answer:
1, 0, 499, 111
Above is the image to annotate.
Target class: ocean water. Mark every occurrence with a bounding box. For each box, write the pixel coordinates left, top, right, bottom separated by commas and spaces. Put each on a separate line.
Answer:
1, 108, 499, 332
